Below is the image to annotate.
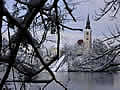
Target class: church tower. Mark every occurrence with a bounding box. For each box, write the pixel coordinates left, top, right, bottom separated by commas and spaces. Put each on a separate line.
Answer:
84, 15, 92, 50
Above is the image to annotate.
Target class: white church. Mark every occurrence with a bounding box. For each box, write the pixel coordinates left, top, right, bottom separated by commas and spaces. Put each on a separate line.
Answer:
76, 15, 92, 50
48, 15, 92, 58
44, 15, 93, 71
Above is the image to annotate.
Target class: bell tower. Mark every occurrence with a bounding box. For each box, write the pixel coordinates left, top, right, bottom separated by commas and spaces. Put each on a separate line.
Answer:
84, 15, 92, 50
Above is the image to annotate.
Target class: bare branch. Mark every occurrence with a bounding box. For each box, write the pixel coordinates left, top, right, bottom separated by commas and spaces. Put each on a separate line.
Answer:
62, 0, 76, 22
60, 24, 83, 31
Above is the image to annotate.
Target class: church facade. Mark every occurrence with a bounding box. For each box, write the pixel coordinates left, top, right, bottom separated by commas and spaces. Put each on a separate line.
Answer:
84, 15, 92, 50
77, 15, 92, 50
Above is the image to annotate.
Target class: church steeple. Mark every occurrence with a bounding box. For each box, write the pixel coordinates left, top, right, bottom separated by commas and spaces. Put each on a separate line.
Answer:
85, 15, 91, 29
84, 14, 92, 50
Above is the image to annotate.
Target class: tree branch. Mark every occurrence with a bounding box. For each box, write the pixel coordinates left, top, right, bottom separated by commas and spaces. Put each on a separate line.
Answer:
63, 0, 76, 22
60, 24, 83, 31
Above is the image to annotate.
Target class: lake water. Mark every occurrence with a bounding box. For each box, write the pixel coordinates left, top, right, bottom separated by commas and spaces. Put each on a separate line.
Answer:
28, 72, 120, 90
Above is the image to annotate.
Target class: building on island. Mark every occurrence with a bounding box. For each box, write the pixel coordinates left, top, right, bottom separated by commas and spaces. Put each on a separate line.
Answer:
77, 15, 92, 50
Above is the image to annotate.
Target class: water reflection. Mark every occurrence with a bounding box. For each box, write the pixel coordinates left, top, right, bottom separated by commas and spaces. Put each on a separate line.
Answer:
47, 72, 120, 90
30, 72, 120, 90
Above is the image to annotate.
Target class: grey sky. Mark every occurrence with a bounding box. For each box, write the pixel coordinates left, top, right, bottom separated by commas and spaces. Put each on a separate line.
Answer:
3, 0, 120, 43
64, 0, 120, 40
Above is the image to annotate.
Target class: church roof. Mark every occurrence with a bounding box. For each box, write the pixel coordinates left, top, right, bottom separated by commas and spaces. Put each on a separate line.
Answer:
77, 39, 83, 45
85, 15, 91, 29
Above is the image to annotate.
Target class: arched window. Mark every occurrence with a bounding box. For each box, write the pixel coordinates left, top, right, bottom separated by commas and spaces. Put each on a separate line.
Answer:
86, 32, 89, 35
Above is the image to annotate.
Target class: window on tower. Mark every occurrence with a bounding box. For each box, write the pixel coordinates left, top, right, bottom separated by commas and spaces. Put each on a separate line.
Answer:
86, 32, 89, 35
86, 38, 88, 40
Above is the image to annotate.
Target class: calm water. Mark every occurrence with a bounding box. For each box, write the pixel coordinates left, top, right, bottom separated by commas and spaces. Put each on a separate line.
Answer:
29, 72, 120, 90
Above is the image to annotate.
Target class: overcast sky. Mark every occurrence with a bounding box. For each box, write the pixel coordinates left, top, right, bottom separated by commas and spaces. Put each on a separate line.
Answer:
64, 0, 120, 40
4, 0, 120, 45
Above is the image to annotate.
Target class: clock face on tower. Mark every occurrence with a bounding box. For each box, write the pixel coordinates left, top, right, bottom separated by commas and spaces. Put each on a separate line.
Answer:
86, 38, 88, 40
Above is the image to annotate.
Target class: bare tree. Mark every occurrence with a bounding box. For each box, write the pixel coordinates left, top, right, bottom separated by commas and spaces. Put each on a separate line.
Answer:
0, 0, 83, 89
91, 0, 120, 71
63, 39, 119, 72
95, 0, 120, 20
